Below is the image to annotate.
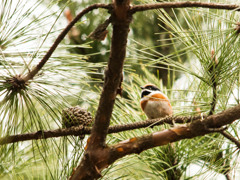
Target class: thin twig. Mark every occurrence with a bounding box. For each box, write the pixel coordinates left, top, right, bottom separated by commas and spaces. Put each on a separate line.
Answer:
0, 115, 202, 145
22, 3, 112, 82
88, 16, 112, 41
220, 131, 240, 149
208, 78, 240, 149
209, 80, 217, 115
130, 1, 240, 13
225, 173, 232, 180
207, 51, 240, 150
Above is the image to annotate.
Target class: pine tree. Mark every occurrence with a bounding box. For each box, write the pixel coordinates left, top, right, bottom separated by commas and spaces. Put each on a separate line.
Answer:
1, 0, 240, 179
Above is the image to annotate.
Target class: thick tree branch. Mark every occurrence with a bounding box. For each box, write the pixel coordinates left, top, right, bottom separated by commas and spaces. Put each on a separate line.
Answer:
87, 0, 131, 149
70, 1, 132, 179
22, 3, 112, 82
97, 104, 240, 174
0, 115, 202, 145
68, 104, 240, 179
130, 1, 240, 13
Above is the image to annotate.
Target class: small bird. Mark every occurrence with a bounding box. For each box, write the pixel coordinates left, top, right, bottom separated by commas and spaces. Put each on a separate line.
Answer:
140, 84, 173, 119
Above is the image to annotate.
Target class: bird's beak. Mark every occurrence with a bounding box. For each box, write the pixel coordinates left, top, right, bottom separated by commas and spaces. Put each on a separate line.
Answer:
140, 86, 144, 89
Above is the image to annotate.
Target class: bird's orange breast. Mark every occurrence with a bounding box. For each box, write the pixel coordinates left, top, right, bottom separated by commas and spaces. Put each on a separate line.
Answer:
150, 93, 168, 101
140, 93, 172, 111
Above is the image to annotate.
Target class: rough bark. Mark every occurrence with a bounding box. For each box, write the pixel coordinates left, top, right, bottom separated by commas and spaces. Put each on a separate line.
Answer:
69, 1, 132, 179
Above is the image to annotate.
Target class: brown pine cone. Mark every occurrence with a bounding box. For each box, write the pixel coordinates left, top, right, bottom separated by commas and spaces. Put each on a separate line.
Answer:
62, 106, 93, 139
62, 106, 93, 128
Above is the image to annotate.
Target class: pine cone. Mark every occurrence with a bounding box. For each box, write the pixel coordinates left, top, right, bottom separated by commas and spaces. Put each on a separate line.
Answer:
62, 106, 93, 128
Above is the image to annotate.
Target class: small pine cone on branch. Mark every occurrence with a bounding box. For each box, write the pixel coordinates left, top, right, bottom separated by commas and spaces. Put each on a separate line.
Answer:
62, 106, 93, 139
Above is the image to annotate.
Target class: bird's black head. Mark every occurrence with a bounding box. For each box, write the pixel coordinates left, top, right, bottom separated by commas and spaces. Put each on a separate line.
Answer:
140, 84, 161, 98
141, 84, 160, 91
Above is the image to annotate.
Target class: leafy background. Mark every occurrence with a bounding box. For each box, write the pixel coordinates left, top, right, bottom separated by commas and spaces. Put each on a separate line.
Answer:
0, 0, 240, 179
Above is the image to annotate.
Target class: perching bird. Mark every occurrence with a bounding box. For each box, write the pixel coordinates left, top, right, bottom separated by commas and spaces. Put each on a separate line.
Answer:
140, 84, 173, 119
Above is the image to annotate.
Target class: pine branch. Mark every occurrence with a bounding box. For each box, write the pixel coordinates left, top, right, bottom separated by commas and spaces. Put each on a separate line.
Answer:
70, 1, 132, 179
208, 50, 240, 150
209, 49, 218, 116
112, 103, 240, 158
70, 103, 240, 179
130, 1, 240, 13
86, 0, 132, 150
22, 3, 112, 82
21, 1, 240, 83
0, 115, 202, 145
